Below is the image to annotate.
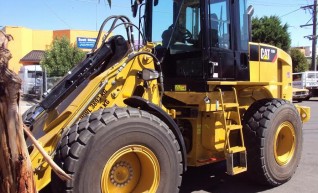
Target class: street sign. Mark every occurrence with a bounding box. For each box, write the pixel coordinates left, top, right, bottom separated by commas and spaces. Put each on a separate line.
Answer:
76, 37, 96, 49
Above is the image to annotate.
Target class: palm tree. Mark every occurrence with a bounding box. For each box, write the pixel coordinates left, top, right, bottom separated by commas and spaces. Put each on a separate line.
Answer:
0, 36, 36, 193
0, 32, 70, 193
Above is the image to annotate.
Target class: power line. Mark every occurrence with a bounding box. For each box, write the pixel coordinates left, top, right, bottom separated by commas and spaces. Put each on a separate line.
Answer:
280, 8, 302, 18
249, 0, 307, 4
42, 0, 72, 28
67, 0, 131, 9
251, 3, 305, 7
249, 0, 307, 7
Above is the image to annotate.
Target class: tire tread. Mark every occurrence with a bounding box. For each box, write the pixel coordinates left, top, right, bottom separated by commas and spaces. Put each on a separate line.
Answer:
243, 98, 301, 186
52, 107, 183, 193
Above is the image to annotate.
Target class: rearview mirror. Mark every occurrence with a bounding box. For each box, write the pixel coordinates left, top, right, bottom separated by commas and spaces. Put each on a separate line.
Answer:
247, 5, 254, 41
131, 0, 138, 17
131, 0, 144, 18
247, 5, 254, 16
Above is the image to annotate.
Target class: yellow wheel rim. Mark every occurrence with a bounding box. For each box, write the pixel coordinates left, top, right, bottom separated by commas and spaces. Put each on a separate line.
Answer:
101, 145, 160, 193
274, 121, 296, 166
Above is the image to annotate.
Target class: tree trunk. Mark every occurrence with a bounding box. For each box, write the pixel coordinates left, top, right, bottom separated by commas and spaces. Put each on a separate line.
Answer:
0, 45, 37, 192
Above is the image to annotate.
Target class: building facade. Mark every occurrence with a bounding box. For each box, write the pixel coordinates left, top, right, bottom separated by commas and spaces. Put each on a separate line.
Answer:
3, 26, 100, 73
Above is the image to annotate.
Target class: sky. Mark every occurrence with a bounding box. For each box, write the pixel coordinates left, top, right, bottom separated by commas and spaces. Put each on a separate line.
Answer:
0, 0, 315, 47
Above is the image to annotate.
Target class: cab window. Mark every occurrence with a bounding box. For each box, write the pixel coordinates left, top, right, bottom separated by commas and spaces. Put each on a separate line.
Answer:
208, 0, 231, 49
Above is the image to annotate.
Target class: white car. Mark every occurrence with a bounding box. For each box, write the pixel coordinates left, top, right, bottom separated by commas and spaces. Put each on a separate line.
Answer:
292, 87, 310, 102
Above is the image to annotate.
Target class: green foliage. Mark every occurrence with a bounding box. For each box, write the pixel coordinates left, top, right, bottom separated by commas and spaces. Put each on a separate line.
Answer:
40, 36, 85, 76
290, 48, 309, 72
252, 16, 291, 52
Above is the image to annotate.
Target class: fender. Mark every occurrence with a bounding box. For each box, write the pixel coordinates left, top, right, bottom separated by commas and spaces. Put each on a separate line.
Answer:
124, 96, 187, 172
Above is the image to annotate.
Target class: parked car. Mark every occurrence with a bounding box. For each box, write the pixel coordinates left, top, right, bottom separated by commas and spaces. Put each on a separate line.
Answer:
18, 65, 43, 100
293, 87, 310, 102
293, 71, 318, 100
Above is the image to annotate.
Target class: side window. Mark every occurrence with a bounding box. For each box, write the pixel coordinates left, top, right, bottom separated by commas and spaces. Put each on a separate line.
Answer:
293, 74, 301, 81
238, 0, 248, 51
168, 1, 201, 54
28, 71, 36, 78
185, 6, 200, 41
152, 1, 174, 46
209, 0, 230, 49
307, 73, 315, 78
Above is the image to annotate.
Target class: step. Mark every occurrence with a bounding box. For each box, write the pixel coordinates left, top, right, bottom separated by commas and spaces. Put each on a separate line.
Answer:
226, 151, 247, 175
229, 166, 247, 175
227, 125, 242, 131
228, 146, 246, 154
223, 103, 239, 108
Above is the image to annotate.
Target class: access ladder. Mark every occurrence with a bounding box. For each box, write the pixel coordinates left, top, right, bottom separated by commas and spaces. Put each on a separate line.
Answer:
217, 87, 247, 175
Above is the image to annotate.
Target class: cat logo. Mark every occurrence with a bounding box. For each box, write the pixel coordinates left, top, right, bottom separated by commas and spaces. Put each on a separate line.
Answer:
260, 46, 277, 62
261, 48, 270, 60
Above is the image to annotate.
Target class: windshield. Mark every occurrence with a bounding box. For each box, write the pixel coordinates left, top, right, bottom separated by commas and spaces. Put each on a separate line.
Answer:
152, 0, 200, 52
148, 0, 248, 51
307, 72, 318, 78
292, 73, 302, 81
151, 0, 175, 43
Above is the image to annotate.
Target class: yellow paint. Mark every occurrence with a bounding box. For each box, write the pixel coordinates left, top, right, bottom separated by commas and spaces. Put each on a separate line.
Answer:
295, 105, 311, 122
274, 121, 296, 166
248, 43, 293, 100
201, 112, 225, 151
100, 145, 160, 193
14, 23, 309, 190
29, 43, 166, 189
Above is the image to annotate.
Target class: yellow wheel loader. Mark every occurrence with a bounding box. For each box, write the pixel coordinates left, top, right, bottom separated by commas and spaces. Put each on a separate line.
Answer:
23, 0, 310, 192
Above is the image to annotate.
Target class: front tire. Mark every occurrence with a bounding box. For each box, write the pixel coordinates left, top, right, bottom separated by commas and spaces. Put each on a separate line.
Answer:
52, 107, 183, 193
243, 99, 302, 186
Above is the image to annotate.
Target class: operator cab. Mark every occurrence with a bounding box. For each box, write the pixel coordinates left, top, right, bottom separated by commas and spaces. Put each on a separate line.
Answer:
135, 0, 251, 91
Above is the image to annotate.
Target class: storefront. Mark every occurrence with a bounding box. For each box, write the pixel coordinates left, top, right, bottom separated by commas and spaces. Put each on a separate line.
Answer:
3, 26, 99, 73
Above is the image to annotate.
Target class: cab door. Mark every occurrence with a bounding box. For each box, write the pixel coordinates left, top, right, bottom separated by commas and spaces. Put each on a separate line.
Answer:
204, 0, 235, 80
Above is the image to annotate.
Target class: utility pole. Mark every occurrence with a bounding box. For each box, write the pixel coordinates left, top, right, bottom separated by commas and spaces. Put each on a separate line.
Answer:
300, 0, 317, 71
301, 0, 317, 71
313, 0, 317, 71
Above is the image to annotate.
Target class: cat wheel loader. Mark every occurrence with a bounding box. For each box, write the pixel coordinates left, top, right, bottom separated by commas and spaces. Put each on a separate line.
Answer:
23, 0, 310, 192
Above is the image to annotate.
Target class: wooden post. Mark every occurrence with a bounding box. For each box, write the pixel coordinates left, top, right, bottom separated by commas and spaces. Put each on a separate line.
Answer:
0, 33, 36, 193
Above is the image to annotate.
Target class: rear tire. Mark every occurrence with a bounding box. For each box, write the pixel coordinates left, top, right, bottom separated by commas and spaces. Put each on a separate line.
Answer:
51, 107, 183, 193
243, 99, 302, 186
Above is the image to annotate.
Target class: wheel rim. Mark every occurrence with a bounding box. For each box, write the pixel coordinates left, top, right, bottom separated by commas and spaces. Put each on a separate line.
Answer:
274, 121, 296, 166
101, 145, 160, 193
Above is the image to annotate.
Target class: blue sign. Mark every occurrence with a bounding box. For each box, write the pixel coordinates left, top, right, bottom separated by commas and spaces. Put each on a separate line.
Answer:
77, 37, 96, 49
